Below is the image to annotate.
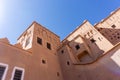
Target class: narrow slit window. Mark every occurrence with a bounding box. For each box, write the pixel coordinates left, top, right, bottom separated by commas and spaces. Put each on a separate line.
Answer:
47, 42, 51, 50
67, 61, 70, 65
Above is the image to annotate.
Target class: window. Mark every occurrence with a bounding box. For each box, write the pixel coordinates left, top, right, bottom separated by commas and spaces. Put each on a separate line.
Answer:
37, 37, 42, 45
0, 63, 8, 80
90, 38, 96, 43
114, 36, 116, 38
87, 32, 90, 36
61, 50, 64, 54
100, 28, 103, 30
57, 72, 60, 77
97, 29, 100, 31
98, 37, 101, 41
111, 24, 116, 28
42, 59, 46, 64
90, 30, 93, 34
11, 67, 25, 80
111, 37, 113, 40
47, 42, 51, 50
67, 61, 70, 65
25, 37, 30, 47
75, 45, 80, 50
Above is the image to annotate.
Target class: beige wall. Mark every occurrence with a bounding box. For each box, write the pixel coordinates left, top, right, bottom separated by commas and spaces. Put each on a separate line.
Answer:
74, 43, 120, 80
0, 21, 63, 80
58, 40, 120, 80
95, 8, 120, 45
60, 20, 113, 65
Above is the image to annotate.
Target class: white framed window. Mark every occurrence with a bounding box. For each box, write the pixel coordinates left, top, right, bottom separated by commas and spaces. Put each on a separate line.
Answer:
0, 63, 8, 80
11, 67, 25, 80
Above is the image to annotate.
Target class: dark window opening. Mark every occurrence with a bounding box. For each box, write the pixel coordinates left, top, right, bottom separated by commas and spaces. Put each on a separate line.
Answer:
47, 42, 51, 50
61, 50, 64, 54
42, 59, 46, 64
111, 24, 116, 28
118, 37, 120, 39
67, 61, 70, 65
111, 37, 113, 40
37, 37, 42, 45
117, 33, 119, 35
13, 69, 22, 80
0, 66, 5, 80
102, 33, 104, 35
75, 45, 80, 50
90, 38, 96, 43
97, 29, 100, 31
100, 28, 103, 30
114, 36, 116, 38
57, 72, 60, 77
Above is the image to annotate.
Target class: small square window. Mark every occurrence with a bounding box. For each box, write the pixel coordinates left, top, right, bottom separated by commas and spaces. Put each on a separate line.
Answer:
47, 42, 51, 50
67, 61, 70, 65
75, 45, 80, 50
111, 24, 116, 28
61, 50, 64, 54
37, 37, 42, 45
90, 38, 96, 43
42, 59, 46, 64
117, 33, 119, 35
97, 29, 100, 31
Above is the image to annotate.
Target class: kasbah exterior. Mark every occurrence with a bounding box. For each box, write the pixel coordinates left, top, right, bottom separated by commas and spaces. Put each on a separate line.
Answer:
0, 8, 120, 80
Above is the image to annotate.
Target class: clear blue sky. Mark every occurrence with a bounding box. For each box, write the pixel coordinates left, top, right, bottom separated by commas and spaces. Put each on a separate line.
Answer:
0, 0, 120, 44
